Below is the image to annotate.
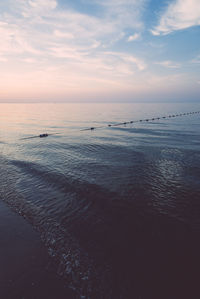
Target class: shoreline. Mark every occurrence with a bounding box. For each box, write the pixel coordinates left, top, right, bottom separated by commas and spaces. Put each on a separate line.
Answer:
0, 200, 76, 299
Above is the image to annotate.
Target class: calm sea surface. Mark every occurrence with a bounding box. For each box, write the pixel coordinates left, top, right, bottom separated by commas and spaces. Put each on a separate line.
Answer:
0, 102, 200, 299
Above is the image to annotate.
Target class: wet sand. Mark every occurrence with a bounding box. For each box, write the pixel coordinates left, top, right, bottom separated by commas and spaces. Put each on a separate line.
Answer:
0, 200, 76, 299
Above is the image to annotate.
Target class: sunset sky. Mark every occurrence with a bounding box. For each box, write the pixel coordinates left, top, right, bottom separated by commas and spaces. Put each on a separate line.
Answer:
0, 0, 200, 102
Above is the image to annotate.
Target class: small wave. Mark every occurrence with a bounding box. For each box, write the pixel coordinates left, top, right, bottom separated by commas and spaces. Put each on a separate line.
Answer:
3, 159, 117, 298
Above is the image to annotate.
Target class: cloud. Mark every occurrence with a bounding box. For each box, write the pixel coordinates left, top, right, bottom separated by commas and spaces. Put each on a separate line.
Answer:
53, 30, 74, 39
0, 0, 148, 101
151, 0, 200, 35
18, 0, 57, 17
96, 51, 147, 73
191, 54, 200, 64
22, 58, 37, 63
127, 33, 140, 42
5, 0, 144, 53
7, 0, 198, 102
83, 0, 145, 33
0, 21, 41, 57
0, 56, 7, 62
155, 60, 181, 68
0, 0, 146, 63
28, 0, 57, 10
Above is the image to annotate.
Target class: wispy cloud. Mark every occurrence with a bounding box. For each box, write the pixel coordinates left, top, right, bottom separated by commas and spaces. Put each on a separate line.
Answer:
0, 56, 7, 62
1, 0, 145, 55
97, 51, 147, 72
89, 0, 145, 27
28, 0, 57, 10
191, 54, 200, 64
0, 21, 41, 57
151, 0, 200, 35
15, 0, 57, 17
53, 30, 74, 39
155, 60, 181, 69
0, 0, 199, 101
127, 33, 141, 42
22, 58, 37, 63
0, 0, 146, 82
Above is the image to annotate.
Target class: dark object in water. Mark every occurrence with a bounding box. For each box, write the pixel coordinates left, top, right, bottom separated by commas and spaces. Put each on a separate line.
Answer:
39, 133, 48, 138
20, 132, 60, 140
81, 110, 200, 131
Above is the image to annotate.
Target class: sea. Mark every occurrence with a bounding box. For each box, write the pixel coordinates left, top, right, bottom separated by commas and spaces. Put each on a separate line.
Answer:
0, 102, 200, 299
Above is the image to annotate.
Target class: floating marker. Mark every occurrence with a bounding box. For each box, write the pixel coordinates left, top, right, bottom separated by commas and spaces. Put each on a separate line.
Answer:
20, 132, 60, 140
40, 133, 48, 138
80, 109, 199, 131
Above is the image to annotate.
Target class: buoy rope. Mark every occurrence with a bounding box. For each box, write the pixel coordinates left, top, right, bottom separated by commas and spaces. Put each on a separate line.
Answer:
81, 111, 200, 131
20, 111, 200, 139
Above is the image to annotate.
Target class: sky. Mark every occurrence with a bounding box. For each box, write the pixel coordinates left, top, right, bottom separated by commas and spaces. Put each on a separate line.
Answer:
0, 0, 199, 102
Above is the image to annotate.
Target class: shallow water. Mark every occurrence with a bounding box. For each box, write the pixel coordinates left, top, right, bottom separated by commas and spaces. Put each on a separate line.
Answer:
0, 200, 76, 299
0, 102, 200, 298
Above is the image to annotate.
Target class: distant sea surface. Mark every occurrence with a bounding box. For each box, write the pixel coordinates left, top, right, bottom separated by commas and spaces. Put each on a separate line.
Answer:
0, 102, 200, 299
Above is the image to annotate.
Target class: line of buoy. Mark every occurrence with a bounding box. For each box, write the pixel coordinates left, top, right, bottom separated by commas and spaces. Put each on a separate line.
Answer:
20, 111, 200, 139
81, 111, 200, 131
20, 132, 60, 140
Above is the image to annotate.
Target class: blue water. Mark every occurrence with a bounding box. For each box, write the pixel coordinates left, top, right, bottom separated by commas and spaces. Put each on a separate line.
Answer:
0, 102, 200, 299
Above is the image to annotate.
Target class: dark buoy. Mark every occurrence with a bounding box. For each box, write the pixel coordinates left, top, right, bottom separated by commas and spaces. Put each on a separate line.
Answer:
80, 110, 199, 132
39, 133, 48, 138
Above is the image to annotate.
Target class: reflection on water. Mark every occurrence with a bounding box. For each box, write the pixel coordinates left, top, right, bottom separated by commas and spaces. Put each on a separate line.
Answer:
0, 102, 200, 298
